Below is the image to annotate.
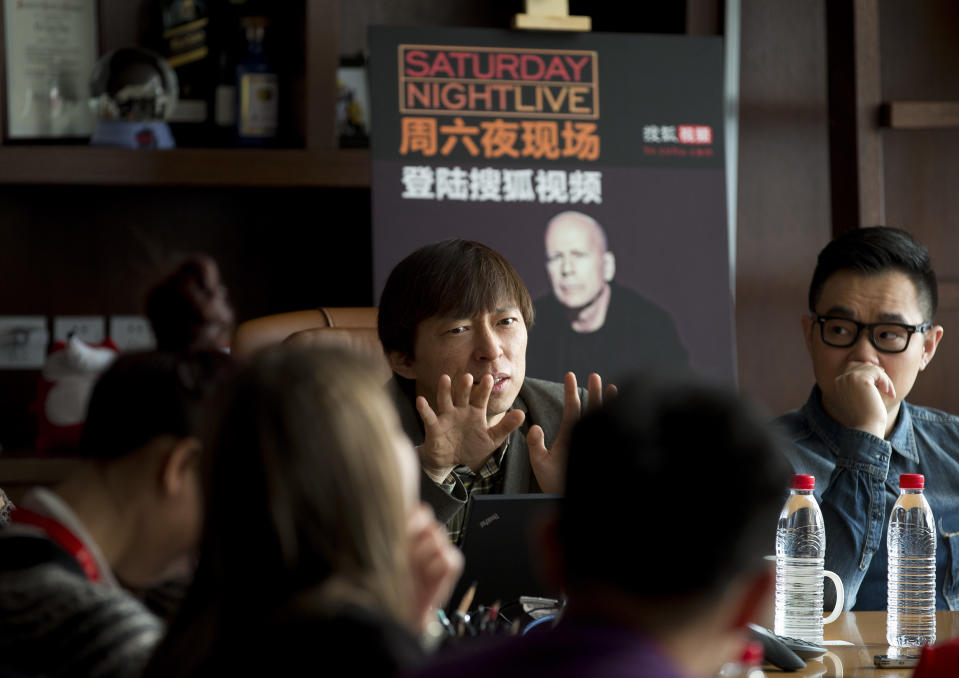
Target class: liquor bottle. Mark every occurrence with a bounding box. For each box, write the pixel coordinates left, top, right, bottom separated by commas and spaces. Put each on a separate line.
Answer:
155, 0, 216, 146
209, 0, 246, 146
235, 16, 278, 146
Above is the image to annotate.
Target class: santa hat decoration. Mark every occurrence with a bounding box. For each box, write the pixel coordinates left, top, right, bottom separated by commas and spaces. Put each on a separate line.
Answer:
32, 335, 119, 454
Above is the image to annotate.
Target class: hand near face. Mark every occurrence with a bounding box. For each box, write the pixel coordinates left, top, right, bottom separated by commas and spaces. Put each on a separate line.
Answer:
415, 373, 526, 482
527, 372, 615, 494
406, 503, 464, 633
829, 361, 896, 439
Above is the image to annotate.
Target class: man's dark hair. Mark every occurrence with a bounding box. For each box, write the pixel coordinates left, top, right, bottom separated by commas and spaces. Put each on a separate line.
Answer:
559, 374, 789, 615
809, 227, 938, 320
377, 239, 534, 359
79, 350, 234, 461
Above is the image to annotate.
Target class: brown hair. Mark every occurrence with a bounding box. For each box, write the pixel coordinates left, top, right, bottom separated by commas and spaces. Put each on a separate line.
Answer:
377, 239, 534, 360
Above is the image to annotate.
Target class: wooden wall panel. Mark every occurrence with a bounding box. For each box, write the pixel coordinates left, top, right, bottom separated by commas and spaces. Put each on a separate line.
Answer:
736, 0, 833, 418
879, 2, 959, 413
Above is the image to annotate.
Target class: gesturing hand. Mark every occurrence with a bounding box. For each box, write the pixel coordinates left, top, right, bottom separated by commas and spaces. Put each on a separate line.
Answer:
830, 361, 895, 438
527, 372, 616, 494
406, 503, 464, 633
415, 373, 525, 483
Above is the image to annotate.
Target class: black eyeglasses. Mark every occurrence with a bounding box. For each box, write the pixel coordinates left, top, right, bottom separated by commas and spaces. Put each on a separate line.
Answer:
812, 315, 932, 353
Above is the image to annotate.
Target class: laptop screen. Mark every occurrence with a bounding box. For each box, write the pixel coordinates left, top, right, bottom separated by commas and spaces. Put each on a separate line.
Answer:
447, 493, 562, 616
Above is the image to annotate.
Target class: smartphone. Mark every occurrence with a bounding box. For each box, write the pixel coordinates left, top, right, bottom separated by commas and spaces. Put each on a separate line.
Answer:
874, 654, 920, 668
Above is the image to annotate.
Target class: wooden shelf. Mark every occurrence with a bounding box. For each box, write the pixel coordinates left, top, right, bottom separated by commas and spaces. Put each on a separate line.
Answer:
0, 147, 370, 187
881, 101, 959, 129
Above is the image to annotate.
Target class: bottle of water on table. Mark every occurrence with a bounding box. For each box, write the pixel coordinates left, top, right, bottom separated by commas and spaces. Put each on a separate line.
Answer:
775, 474, 827, 644
887, 473, 936, 648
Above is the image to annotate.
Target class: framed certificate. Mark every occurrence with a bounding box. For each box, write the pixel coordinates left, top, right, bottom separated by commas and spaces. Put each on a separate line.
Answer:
3, 0, 99, 139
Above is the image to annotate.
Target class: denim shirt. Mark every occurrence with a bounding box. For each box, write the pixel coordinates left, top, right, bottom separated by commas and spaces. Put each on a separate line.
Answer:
774, 386, 959, 611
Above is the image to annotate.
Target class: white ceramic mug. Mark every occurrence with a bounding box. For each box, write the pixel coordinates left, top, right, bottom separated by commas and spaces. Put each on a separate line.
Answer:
822, 569, 844, 624
765, 555, 845, 626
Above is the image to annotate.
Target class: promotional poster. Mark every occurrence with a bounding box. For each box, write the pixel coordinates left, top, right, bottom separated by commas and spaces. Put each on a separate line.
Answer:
370, 26, 733, 384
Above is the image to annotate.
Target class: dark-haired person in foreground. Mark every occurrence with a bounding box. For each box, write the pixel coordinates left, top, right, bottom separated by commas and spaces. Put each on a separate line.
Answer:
378, 239, 611, 543
409, 376, 789, 678
775, 226, 959, 611
0, 351, 232, 678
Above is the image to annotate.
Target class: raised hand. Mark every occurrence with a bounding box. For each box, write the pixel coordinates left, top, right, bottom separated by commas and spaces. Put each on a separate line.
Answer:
527, 372, 615, 494
415, 373, 525, 482
406, 503, 464, 632
829, 361, 895, 438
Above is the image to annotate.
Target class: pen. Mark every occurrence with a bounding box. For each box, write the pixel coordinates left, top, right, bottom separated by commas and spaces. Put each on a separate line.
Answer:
456, 581, 477, 616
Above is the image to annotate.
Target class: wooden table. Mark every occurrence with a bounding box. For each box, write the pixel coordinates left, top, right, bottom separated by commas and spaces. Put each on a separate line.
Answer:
779, 611, 958, 676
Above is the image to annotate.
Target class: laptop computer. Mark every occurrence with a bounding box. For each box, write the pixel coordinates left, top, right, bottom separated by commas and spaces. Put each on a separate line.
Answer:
447, 493, 562, 616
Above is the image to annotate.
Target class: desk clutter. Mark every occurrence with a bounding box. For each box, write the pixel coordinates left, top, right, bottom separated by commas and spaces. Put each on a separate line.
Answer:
428, 582, 563, 649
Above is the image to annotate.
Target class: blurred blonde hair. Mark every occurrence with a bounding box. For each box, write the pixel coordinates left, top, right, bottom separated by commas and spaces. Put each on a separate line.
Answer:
207, 344, 410, 617
145, 345, 412, 675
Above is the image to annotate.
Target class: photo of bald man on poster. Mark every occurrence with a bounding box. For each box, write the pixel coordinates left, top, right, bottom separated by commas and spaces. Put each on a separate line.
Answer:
526, 210, 689, 383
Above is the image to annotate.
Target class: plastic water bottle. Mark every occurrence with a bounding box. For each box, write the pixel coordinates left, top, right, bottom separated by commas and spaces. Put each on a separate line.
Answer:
775, 474, 826, 644
887, 473, 936, 648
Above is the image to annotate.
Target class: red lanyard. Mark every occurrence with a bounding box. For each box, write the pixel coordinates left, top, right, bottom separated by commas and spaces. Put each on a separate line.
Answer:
8, 507, 102, 582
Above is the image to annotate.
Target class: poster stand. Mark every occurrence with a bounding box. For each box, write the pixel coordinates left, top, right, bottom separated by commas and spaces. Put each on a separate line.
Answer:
512, 0, 591, 32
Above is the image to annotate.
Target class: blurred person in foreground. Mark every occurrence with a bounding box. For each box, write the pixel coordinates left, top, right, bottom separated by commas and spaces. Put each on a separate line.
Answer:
140, 253, 237, 617
409, 375, 789, 678
143, 345, 463, 677
0, 350, 232, 678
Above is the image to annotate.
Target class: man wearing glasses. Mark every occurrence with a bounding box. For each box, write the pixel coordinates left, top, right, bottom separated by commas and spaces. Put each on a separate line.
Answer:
775, 226, 959, 611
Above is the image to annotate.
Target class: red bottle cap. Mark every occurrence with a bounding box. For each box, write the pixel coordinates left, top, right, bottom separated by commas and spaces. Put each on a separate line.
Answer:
790, 474, 815, 490
741, 640, 764, 666
900, 473, 924, 489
